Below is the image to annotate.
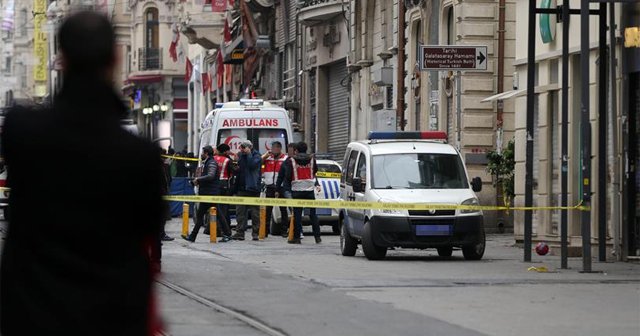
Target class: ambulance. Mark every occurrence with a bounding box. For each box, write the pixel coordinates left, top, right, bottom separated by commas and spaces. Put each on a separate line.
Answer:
339, 131, 485, 261
199, 99, 293, 156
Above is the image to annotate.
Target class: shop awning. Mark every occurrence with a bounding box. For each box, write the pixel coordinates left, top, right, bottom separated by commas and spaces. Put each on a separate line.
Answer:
126, 74, 163, 84
481, 89, 526, 103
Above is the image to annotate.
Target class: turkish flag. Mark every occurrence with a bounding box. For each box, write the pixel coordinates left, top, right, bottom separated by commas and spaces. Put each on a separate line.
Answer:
202, 73, 211, 92
223, 19, 231, 44
217, 51, 224, 89
185, 59, 193, 83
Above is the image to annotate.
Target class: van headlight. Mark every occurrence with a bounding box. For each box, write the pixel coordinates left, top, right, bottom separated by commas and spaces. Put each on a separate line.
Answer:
460, 198, 480, 214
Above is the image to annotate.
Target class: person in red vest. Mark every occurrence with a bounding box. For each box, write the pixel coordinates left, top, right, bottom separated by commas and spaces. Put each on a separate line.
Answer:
214, 143, 236, 242
261, 141, 289, 237
281, 142, 321, 244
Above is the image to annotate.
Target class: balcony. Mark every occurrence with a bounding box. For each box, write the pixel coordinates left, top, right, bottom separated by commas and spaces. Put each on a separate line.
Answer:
138, 48, 162, 71
297, 0, 345, 25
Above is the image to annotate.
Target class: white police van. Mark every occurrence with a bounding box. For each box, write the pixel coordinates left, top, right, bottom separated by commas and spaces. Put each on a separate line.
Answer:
339, 131, 485, 260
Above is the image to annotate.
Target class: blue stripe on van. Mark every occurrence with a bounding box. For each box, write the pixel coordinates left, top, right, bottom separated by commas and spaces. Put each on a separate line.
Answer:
334, 180, 340, 197
327, 180, 335, 199
322, 180, 329, 199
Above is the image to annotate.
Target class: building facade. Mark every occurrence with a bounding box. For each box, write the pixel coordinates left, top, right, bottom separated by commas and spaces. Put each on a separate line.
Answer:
513, 1, 639, 260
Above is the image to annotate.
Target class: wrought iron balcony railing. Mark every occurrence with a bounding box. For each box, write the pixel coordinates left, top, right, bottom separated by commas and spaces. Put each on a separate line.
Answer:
138, 47, 162, 71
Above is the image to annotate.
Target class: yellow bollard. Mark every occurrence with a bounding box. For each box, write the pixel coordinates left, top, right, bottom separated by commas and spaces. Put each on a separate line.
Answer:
182, 203, 189, 236
287, 213, 295, 241
210, 207, 217, 243
258, 206, 267, 240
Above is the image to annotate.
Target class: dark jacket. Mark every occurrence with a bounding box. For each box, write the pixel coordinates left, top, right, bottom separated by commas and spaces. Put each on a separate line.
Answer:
196, 156, 219, 195
281, 153, 319, 193
0, 75, 164, 336
275, 157, 291, 193
236, 149, 262, 193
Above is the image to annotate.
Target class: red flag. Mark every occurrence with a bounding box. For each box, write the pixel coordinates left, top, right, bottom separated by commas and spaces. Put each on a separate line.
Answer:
169, 24, 180, 63
223, 19, 231, 44
185, 59, 193, 83
202, 73, 211, 92
217, 51, 224, 89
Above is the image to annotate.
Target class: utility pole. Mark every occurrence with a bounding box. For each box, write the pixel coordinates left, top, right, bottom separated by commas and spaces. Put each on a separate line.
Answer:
396, 0, 405, 131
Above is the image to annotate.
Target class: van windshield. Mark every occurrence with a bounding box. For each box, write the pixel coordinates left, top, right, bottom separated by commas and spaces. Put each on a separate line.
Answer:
372, 153, 468, 189
218, 129, 288, 155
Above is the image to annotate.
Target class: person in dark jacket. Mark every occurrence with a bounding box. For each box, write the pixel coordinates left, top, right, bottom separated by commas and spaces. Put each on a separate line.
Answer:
275, 142, 296, 237
183, 145, 219, 242
0, 12, 165, 336
213, 143, 236, 242
232, 140, 262, 241
281, 142, 321, 244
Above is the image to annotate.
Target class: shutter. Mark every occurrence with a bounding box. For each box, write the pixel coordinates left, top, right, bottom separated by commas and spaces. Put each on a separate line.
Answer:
327, 61, 349, 160
550, 91, 560, 235
532, 95, 540, 235
447, 97, 454, 144
287, 0, 297, 44
275, 3, 285, 48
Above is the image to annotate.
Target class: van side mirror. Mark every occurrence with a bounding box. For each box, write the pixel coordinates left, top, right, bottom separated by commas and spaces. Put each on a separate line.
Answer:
352, 177, 364, 193
471, 177, 483, 192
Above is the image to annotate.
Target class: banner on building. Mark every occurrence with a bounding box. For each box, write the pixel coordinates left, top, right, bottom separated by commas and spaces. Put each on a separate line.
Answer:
33, 0, 48, 85
1, 0, 14, 31
212, 0, 226, 12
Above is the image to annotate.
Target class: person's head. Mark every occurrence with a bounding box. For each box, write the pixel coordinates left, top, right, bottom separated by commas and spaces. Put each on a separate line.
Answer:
217, 143, 231, 155
295, 142, 308, 154
239, 140, 253, 154
271, 141, 282, 155
201, 146, 214, 160
58, 11, 116, 80
168, 148, 175, 156
287, 143, 296, 156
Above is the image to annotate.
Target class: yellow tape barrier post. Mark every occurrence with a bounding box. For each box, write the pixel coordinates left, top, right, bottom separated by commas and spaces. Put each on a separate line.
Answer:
181, 203, 189, 237
209, 207, 217, 243
287, 215, 295, 241
258, 206, 267, 240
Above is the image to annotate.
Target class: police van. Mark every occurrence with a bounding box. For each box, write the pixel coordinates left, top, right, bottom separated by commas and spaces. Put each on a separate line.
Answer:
199, 99, 293, 156
339, 131, 485, 260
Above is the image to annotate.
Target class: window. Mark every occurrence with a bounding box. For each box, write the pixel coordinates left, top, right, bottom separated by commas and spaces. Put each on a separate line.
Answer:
355, 153, 367, 185
372, 153, 468, 189
341, 149, 351, 184
3, 57, 10, 74
345, 150, 359, 185
145, 8, 159, 49
217, 128, 288, 155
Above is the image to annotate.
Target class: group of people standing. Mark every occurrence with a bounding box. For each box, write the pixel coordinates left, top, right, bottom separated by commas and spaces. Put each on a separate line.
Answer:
181, 140, 322, 245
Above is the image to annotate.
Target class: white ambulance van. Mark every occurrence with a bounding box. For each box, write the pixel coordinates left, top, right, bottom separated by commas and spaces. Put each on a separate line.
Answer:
199, 99, 293, 156
339, 131, 485, 261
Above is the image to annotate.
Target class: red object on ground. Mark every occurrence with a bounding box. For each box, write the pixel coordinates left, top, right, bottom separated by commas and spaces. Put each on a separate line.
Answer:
535, 242, 550, 256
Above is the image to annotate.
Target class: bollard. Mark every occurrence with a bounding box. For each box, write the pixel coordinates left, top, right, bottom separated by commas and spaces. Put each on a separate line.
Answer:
259, 206, 267, 240
182, 203, 189, 236
210, 207, 217, 243
287, 214, 295, 241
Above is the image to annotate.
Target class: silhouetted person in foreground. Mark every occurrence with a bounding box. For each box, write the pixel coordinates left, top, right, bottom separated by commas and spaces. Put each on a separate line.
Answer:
0, 12, 164, 336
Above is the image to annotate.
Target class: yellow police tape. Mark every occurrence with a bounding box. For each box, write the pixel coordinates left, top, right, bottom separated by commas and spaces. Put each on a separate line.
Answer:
316, 172, 341, 178
162, 155, 199, 162
163, 194, 590, 212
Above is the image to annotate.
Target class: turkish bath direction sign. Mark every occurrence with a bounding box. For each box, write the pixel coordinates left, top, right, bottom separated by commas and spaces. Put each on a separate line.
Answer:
420, 45, 488, 71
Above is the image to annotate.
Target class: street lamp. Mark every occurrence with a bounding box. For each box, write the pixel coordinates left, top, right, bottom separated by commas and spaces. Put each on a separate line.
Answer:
152, 104, 160, 112
142, 107, 153, 115
160, 103, 169, 112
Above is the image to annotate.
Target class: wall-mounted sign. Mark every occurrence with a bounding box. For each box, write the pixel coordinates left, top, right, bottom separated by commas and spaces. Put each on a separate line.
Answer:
33, 0, 48, 85
419, 45, 488, 71
539, 0, 557, 44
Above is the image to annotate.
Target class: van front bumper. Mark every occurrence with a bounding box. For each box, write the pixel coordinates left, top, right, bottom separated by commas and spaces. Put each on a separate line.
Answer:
368, 215, 483, 248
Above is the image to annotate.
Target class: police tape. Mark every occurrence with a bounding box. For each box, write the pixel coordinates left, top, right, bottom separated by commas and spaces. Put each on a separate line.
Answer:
315, 172, 341, 178
163, 195, 590, 212
162, 155, 200, 162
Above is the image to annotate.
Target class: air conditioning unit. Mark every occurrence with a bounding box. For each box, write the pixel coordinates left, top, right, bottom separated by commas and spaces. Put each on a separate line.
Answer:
373, 67, 393, 86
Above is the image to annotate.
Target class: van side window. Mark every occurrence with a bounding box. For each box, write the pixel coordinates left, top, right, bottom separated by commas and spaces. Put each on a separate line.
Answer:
355, 153, 366, 183
345, 150, 359, 185
341, 149, 351, 184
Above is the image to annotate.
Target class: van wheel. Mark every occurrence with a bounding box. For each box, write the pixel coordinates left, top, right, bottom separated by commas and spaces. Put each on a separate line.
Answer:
362, 221, 387, 260
340, 220, 358, 257
462, 230, 486, 260
331, 221, 340, 235
437, 247, 453, 257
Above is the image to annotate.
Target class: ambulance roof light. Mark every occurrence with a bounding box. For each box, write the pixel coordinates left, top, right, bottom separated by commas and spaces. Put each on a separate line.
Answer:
367, 131, 448, 141
239, 99, 264, 107
215, 103, 224, 109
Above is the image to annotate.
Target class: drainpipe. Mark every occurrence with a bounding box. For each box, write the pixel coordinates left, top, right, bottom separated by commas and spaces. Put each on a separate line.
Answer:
397, 0, 406, 130
497, 0, 505, 130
